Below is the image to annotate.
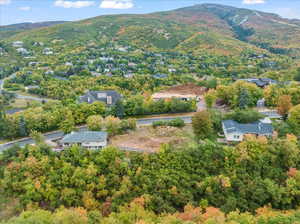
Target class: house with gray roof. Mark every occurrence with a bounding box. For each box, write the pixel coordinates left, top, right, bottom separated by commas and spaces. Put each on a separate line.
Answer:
239, 78, 278, 88
222, 119, 274, 142
61, 131, 108, 150
78, 90, 121, 106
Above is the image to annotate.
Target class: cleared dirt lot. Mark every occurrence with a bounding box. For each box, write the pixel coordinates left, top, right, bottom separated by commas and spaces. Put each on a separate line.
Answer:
161, 83, 206, 95
110, 125, 194, 153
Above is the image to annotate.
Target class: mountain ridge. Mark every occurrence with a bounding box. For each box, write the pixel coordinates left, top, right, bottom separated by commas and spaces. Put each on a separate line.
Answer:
2, 3, 300, 57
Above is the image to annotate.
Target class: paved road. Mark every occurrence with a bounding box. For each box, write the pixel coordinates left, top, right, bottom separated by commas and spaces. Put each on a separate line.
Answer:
0, 115, 192, 152
15, 94, 49, 102
0, 73, 49, 103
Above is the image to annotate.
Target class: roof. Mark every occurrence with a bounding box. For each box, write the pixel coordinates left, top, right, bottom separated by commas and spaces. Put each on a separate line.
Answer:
153, 73, 168, 79
260, 111, 282, 119
61, 131, 108, 144
222, 120, 273, 135
239, 78, 278, 87
79, 90, 121, 105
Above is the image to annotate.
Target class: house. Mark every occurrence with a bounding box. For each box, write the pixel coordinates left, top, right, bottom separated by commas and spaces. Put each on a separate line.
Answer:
12, 41, 23, 48
61, 131, 108, 150
16, 48, 29, 55
153, 73, 168, 79
239, 78, 278, 88
43, 48, 53, 55
260, 110, 282, 119
257, 98, 265, 108
79, 90, 121, 106
222, 119, 274, 142
168, 68, 177, 73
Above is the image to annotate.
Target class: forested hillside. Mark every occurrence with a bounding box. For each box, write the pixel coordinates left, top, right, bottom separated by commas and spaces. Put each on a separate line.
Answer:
1, 4, 300, 57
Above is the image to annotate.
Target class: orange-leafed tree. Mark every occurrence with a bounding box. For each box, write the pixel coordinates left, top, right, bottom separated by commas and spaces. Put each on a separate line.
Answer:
277, 95, 292, 120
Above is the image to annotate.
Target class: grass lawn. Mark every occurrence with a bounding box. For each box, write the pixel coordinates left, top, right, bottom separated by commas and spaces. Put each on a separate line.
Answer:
9, 98, 41, 108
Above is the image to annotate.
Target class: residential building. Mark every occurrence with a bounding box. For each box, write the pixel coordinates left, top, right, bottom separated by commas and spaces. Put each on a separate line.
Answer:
79, 90, 121, 106
239, 78, 278, 88
260, 110, 282, 119
61, 131, 108, 150
12, 41, 23, 48
153, 73, 168, 79
222, 119, 274, 142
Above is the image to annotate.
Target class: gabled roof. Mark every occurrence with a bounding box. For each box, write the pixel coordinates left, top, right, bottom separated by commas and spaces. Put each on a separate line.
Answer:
61, 131, 108, 144
222, 120, 273, 135
79, 90, 121, 105
239, 78, 278, 87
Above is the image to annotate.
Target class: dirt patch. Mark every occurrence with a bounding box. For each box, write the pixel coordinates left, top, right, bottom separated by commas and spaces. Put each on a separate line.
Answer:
110, 125, 193, 153
160, 83, 206, 96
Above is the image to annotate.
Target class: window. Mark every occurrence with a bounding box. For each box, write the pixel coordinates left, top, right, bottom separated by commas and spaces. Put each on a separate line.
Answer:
107, 96, 112, 105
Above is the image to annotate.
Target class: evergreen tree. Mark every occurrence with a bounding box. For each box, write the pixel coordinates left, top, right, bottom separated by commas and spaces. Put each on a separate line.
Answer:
114, 100, 125, 118
238, 88, 250, 109
18, 116, 27, 137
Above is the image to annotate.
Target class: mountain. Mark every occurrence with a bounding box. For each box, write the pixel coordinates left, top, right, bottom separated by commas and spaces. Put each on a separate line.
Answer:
2, 4, 300, 57
0, 21, 67, 39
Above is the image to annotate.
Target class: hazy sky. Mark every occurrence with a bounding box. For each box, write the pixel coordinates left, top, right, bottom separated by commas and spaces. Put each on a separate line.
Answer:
0, 0, 300, 26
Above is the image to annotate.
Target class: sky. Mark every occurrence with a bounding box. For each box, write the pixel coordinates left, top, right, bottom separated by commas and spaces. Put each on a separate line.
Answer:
0, 0, 300, 26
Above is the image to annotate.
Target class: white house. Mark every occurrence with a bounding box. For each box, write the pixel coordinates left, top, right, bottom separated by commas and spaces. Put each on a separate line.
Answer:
12, 41, 23, 48
61, 131, 108, 150
222, 119, 273, 142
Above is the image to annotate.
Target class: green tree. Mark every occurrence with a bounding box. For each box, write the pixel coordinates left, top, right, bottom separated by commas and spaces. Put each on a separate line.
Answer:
60, 111, 75, 134
18, 116, 27, 137
238, 88, 250, 109
113, 100, 125, 118
277, 95, 292, 120
192, 110, 213, 140
288, 104, 300, 135
204, 90, 217, 109
86, 115, 104, 131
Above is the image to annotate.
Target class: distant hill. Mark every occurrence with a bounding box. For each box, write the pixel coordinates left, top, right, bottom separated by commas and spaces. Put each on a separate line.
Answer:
0, 21, 67, 39
2, 4, 300, 56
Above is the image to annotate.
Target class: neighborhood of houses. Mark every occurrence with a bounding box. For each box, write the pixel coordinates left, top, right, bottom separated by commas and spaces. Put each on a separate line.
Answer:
44, 82, 281, 151
3, 39, 287, 151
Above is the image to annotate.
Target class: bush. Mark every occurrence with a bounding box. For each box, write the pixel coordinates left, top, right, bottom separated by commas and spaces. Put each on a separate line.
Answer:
225, 109, 264, 123
152, 118, 185, 128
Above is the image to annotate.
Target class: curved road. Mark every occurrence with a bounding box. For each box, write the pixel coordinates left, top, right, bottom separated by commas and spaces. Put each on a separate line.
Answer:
0, 115, 192, 152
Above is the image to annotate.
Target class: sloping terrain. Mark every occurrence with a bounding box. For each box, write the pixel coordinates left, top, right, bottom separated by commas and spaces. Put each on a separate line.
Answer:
0, 21, 67, 39
1, 4, 300, 57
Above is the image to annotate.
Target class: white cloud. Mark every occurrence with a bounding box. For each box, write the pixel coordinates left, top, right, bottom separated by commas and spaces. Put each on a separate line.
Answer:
100, 0, 134, 9
0, 0, 11, 5
19, 6, 31, 11
54, 0, 95, 8
243, 0, 265, 4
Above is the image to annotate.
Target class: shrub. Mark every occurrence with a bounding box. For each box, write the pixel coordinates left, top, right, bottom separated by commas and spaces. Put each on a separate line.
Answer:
152, 118, 185, 128
225, 109, 264, 123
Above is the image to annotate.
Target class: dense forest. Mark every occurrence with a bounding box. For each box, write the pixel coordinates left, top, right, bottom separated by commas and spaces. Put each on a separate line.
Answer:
1, 132, 300, 222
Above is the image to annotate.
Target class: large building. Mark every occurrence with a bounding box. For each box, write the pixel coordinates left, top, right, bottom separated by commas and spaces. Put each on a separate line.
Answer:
61, 131, 108, 150
222, 118, 273, 142
79, 90, 121, 106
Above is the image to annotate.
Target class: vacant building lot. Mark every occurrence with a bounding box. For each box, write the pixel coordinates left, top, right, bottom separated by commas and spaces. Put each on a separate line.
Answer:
152, 83, 206, 101
110, 125, 194, 152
